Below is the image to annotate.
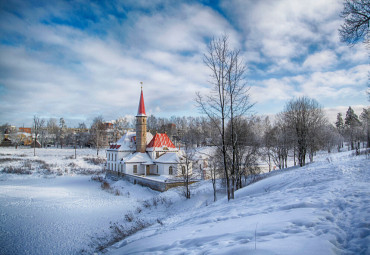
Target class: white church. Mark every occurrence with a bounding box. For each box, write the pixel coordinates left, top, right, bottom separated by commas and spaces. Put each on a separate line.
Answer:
106, 87, 191, 179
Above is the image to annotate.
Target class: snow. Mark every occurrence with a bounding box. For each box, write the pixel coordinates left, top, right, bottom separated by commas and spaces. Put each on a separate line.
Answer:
109, 151, 370, 255
0, 147, 369, 255
155, 152, 180, 164
124, 152, 154, 164
113, 131, 153, 151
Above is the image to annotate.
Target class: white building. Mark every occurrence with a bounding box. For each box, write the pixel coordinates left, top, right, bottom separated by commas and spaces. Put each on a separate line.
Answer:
106, 87, 191, 179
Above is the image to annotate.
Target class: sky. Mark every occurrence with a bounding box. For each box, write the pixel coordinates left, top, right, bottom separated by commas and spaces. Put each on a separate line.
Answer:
0, 0, 368, 127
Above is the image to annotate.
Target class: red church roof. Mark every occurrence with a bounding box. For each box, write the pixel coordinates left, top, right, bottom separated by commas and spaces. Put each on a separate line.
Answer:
137, 88, 146, 116
147, 133, 176, 149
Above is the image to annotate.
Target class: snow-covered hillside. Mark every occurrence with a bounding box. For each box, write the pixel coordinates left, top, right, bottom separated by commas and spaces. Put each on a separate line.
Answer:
0, 148, 369, 254
108, 151, 370, 255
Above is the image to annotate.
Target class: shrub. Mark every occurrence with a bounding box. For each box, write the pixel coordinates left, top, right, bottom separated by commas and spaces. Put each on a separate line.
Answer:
2, 166, 32, 175
124, 212, 134, 222
143, 200, 151, 208
157, 219, 164, 226
0, 158, 21, 163
114, 189, 121, 196
91, 175, 104, 182
84, 157, 106, 165
101, 181, 110, 190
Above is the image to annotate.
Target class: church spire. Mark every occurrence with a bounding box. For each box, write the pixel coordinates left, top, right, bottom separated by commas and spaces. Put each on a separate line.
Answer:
136, 84, 147, 153
137, 83, 146, 116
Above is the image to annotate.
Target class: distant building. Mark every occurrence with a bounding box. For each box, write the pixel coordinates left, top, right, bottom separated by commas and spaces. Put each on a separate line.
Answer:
106, 87, 192, 181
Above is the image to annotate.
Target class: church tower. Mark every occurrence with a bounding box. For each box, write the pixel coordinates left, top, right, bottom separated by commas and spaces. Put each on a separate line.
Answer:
136, 86, 147, 153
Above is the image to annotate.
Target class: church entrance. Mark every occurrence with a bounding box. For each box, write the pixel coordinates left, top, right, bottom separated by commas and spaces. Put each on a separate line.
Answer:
146, 165, 150, 175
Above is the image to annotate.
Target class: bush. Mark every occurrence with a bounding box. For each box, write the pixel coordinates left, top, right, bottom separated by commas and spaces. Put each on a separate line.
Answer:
0, 158, 21, 163
143, 200, 151, 208
101, 181, 110, 190
124, 212, 134, 222
114, 189, 121, 196
84, 157, 106, 165
91, 175, 104, 182
136, 207, 142, 214
92, 220, 150, 253
2, 166, 32, 175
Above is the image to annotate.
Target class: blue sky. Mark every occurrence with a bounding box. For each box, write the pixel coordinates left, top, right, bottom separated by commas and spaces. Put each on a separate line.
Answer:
0, 0, 368, 127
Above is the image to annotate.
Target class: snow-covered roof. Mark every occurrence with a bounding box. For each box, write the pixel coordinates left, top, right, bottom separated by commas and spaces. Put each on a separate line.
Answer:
155, 152, 182, 164
108, 131, 153, 151
123, 152, 154, 164
146, 133, 177, 152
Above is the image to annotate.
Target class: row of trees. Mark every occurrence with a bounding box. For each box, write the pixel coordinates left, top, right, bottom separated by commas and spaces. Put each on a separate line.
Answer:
194, 34, 370, 201
336, 106, 370, 154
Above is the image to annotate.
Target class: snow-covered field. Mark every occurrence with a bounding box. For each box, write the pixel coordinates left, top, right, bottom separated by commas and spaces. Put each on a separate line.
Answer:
0, 147, 369, 254
108, 151, 370, 255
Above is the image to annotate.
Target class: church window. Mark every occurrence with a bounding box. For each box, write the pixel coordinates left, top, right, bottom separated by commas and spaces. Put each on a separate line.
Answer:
156, 165, 158, 174
133, 165, 137, 174
182, 166, 186, 175
169, 166, 173, 175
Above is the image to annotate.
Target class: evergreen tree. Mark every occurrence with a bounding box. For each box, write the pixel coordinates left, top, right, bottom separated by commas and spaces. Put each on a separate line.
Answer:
335, 113, 345, 148
345, 106, 361, 150
335, 113, 344, 131
360, 108, 370, 148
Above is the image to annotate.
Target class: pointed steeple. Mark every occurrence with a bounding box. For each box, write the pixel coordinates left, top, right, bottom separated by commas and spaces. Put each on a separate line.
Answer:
137, 85, 146, 116
136, 84, 147, 153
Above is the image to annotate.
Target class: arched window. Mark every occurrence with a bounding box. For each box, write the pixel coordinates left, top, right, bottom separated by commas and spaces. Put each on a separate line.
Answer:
169, 166, 173, 175
182, 166, 186, 175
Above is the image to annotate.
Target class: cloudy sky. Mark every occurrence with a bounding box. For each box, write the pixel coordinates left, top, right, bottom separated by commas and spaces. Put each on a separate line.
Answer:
0, 0, 368, 127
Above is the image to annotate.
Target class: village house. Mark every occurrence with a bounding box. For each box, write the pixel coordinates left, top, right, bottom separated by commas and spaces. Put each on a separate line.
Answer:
106, 87, 192, 183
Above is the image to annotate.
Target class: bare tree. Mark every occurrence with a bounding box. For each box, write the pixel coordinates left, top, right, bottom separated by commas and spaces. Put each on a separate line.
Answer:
208, 154, 222, 202
47, 118, 58, 146
33, 115, 45, 156
282, 97, 326, 167
339, 0, 370, 45
9, 128, 22, 149
196, 35, 253, 200
232, 117, 260, 190
90, 115, 107, 156
59, 118, 67, 148
179, 142, 194, 199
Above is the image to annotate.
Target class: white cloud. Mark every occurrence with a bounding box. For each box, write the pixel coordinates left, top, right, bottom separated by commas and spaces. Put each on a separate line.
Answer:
0, 0, 368, 127
302, 50, 338, 71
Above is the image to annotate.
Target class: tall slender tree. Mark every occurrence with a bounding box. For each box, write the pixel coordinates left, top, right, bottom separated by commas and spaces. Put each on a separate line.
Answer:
33, 116, 45, 156
196, 35, 253, 200
345, 106, 361, 150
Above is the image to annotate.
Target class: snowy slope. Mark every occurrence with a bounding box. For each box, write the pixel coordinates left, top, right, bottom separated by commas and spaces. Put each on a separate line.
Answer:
109, 152, 370, 255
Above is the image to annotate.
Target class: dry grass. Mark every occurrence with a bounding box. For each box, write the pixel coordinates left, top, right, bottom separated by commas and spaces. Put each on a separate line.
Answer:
84, 157, 106, 165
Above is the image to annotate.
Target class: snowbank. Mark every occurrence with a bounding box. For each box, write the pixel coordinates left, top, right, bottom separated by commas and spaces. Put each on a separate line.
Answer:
109, 152, 370, 255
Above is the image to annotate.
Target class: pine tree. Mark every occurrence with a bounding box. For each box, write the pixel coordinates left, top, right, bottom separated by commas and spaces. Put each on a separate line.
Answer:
335, 113, 344, 130
345, 106, 361, 150
360, 108, 370, 148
